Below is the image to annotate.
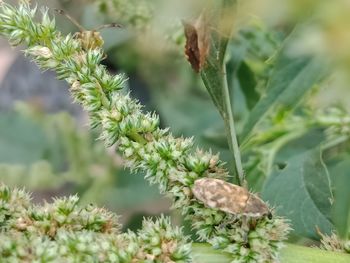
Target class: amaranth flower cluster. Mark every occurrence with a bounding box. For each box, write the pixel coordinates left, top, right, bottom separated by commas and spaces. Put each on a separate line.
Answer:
0, 183, 191, 262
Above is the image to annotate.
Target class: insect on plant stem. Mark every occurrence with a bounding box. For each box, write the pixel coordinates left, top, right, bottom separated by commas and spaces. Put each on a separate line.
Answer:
54, 9, 122, 51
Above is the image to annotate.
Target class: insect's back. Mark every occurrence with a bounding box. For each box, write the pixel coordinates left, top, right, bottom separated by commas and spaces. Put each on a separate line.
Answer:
192, 178, 270, 218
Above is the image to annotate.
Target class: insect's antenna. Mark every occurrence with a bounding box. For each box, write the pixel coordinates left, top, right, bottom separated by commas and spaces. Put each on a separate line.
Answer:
93, 23, 122, 31
54, 9, 85, 32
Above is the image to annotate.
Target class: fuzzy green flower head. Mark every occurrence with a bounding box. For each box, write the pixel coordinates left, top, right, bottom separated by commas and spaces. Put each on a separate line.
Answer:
0, 183, 31, 228
131, 215, 192, 262
0, 183, 192, 262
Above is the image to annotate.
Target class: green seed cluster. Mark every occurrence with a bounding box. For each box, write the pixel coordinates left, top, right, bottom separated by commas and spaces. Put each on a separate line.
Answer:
0, 183, 191, 262
0, 2, 290, 262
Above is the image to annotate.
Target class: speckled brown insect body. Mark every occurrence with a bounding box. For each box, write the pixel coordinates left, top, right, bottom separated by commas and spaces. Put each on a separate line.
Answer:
192, 178, 271, 218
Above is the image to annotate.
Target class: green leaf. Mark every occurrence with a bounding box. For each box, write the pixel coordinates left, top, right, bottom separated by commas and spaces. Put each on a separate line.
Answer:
202, 124, 229, 149
78, 168, 162, 212
236, 62, 259, 109
274, 128, 325, 164
0, 112, 48, 165
226, 42, 259, 111
200, 49, 227, 117
330, 160, 350, 238
240, 29, 328, 142
155, 91, 222, 139
155, 91, 233, 166
262, 150, 334, 239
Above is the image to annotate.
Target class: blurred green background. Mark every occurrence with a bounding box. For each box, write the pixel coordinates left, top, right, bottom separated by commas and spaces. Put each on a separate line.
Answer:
1, 0, 350, 243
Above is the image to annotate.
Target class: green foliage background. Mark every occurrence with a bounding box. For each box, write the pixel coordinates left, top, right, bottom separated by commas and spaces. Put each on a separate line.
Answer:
1, 0, 350, 255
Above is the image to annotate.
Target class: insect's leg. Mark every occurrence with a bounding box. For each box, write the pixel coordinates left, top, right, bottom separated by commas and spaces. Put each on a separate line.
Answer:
94, 23, 122, 31
219, 214, 238, 229
73, 32, 80, 39
54, 9, 85, 32
241, 216, 250, 245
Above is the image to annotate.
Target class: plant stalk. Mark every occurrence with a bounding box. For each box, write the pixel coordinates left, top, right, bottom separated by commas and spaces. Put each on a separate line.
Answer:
222, 64, 245, 185
192, 243, 350, 263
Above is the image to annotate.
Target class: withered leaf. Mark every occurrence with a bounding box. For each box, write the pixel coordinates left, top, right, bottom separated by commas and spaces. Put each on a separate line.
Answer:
183, 14, 210, 73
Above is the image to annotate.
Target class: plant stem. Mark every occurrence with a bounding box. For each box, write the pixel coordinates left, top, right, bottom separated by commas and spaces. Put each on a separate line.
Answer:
200, 0, 245, 185
222, 64, 244, 185
219, 0, 245, 185
192, 243, 350, 263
